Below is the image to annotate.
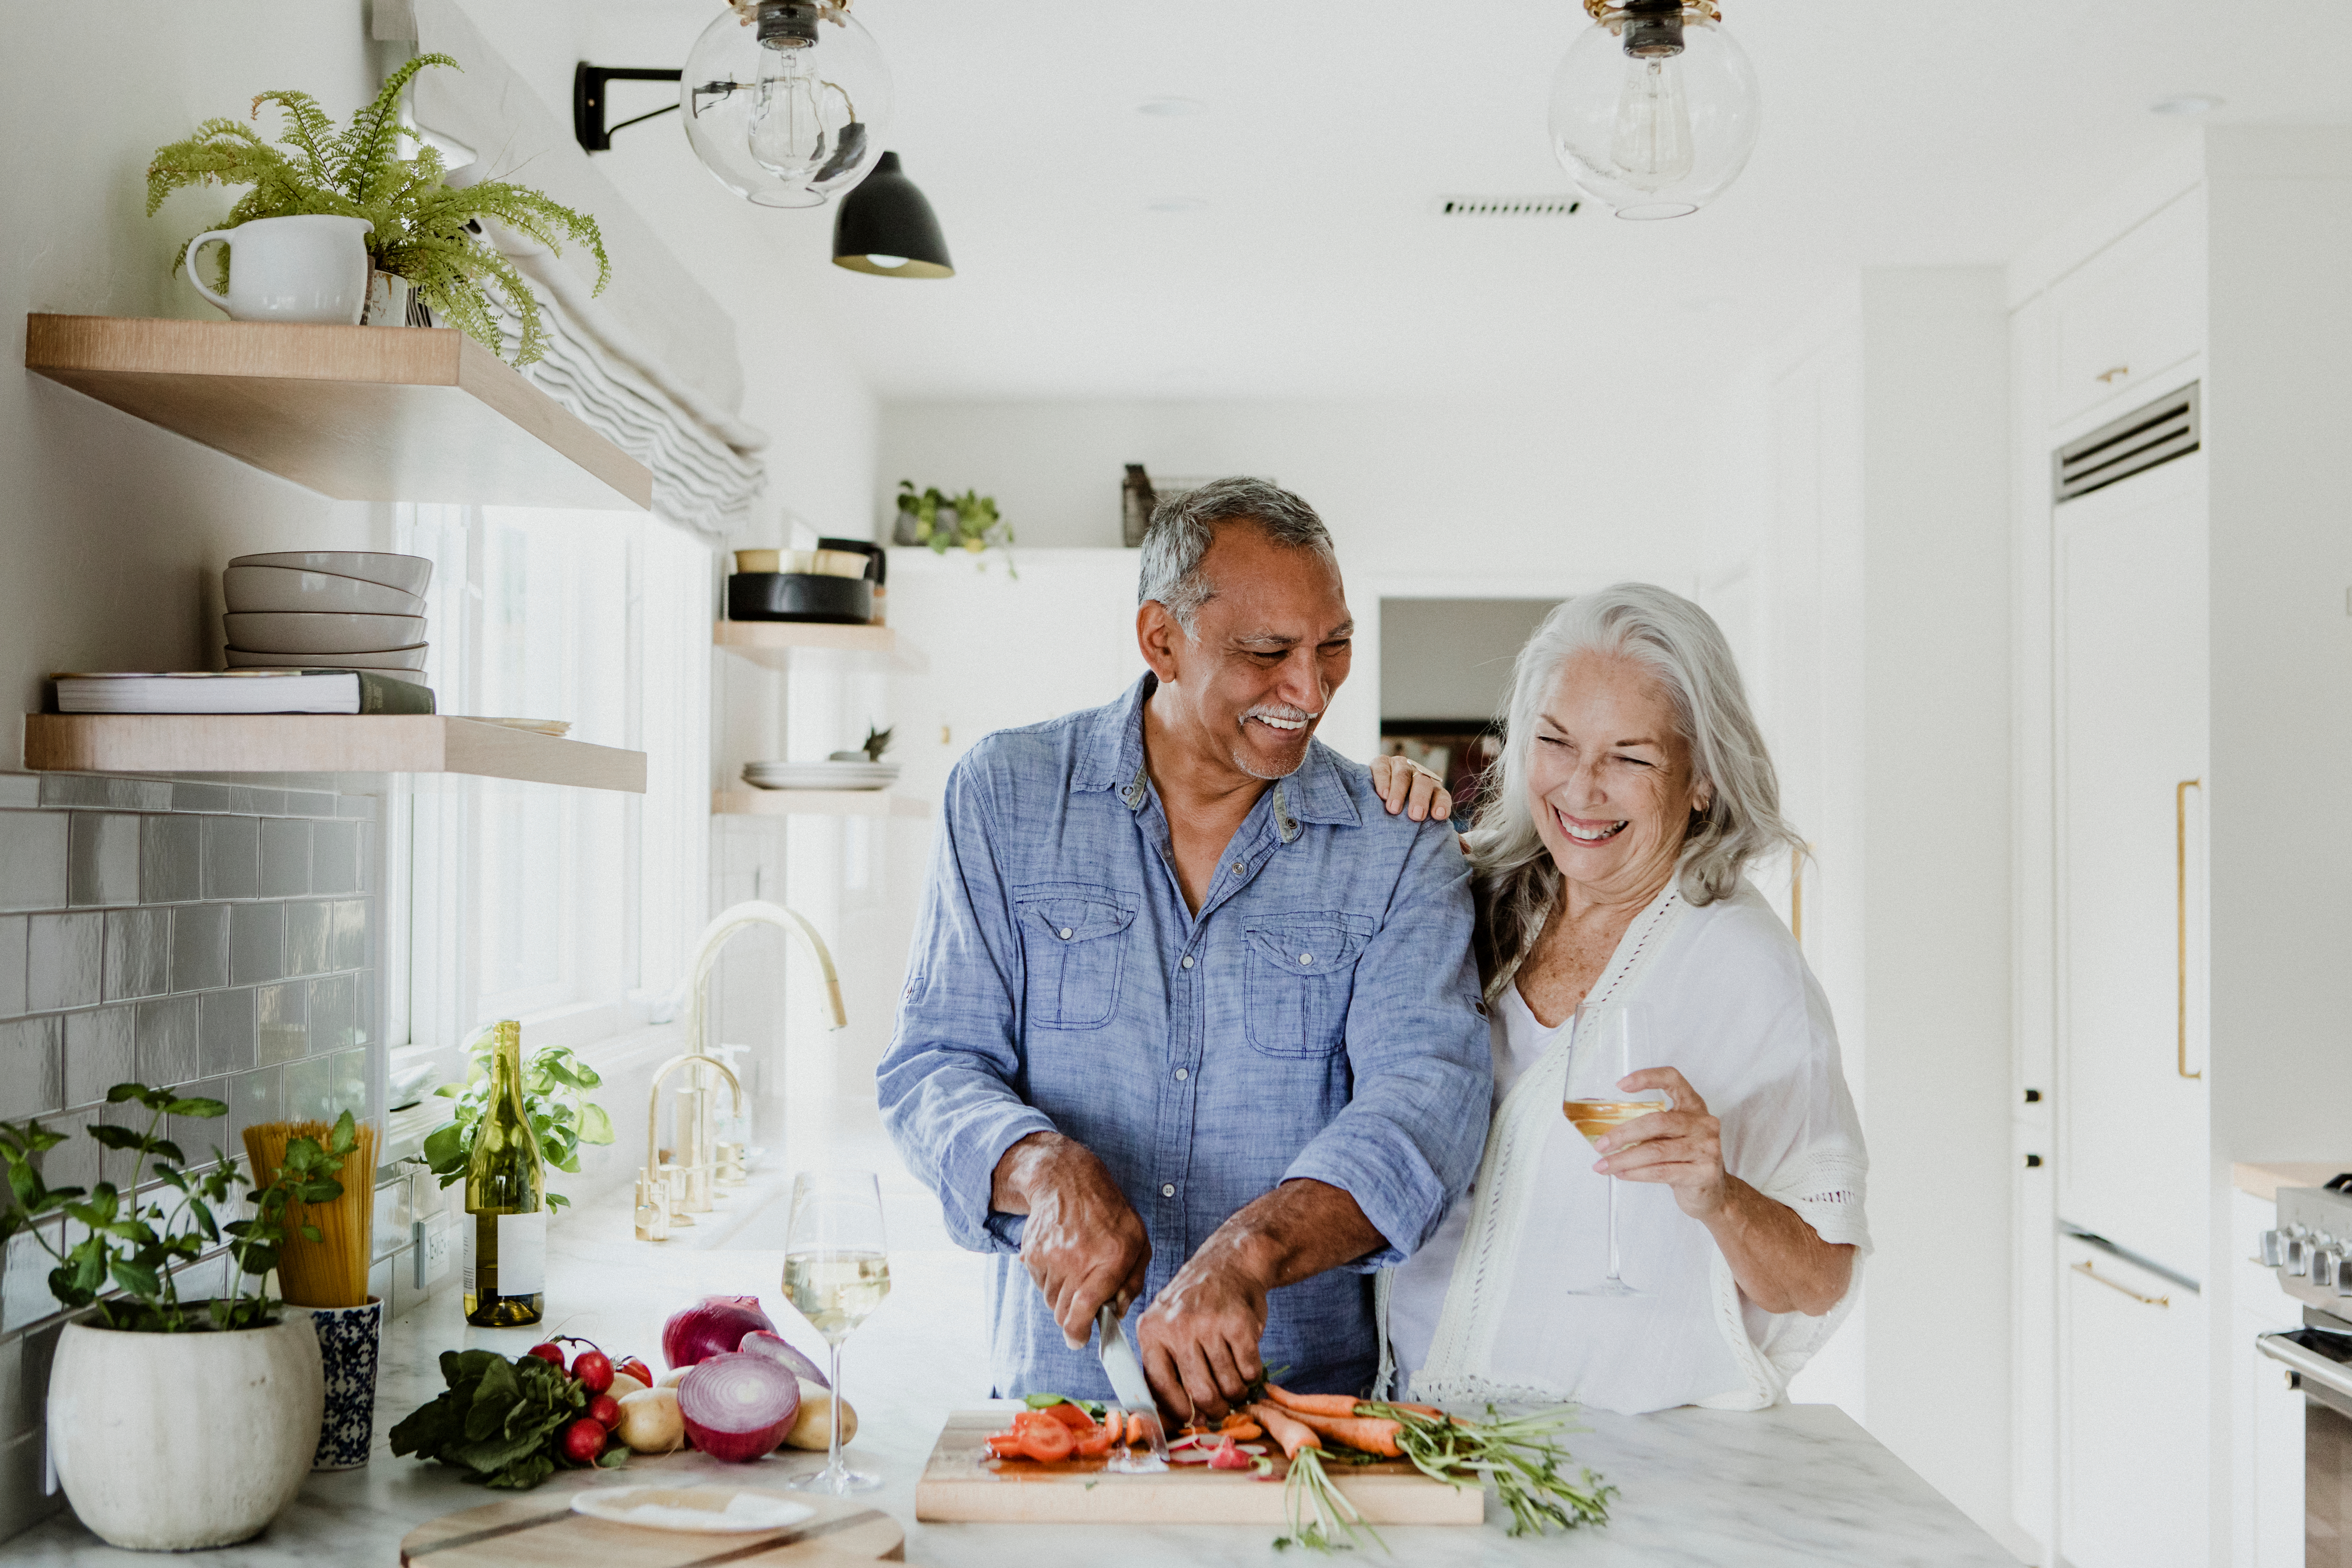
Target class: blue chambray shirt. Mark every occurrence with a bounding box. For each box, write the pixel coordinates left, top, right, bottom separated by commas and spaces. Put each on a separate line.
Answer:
878, 675, 1491, 1401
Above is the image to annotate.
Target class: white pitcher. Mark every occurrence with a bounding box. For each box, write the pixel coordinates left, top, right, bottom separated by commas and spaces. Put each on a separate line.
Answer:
185, 214, 374, 325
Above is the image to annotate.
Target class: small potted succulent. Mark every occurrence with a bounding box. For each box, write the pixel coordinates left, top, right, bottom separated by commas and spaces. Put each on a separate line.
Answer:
146, 54, 608, 366
1, 1089, 359, 1550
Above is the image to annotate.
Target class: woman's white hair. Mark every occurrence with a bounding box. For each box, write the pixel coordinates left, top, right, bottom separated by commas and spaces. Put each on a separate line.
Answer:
1466, 582, 1801, 1000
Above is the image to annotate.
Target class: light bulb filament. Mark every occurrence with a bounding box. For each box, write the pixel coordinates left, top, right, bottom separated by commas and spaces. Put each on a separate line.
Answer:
1609, 56, 1695, 189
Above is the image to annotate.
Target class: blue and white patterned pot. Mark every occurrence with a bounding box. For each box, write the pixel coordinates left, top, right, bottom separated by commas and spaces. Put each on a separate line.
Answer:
301, 1298, 383, 1471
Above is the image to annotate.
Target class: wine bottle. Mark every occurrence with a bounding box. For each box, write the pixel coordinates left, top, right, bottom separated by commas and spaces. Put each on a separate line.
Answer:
462, 1020, 547, 1327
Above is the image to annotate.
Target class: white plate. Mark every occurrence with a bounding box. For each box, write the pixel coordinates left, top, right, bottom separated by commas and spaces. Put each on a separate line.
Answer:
229, 551, 432, 597
569, 1486, 815, 1534
224, 565, 425, 616
226, 645, 429, 670
223, 612, 427, 654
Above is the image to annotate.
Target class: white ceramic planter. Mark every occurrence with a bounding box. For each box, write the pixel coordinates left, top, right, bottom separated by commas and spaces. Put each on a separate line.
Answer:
47, 1317, 324, 1550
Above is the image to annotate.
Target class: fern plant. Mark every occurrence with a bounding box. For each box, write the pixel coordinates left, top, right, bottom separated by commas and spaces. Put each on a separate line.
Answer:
146, 54, 608, 366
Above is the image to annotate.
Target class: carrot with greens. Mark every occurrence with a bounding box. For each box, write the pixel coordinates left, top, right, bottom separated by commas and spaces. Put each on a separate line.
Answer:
1267, 1407, 1404, 1458
1247, 1402, 1320, 1458
1262, 1382, 1364, 1418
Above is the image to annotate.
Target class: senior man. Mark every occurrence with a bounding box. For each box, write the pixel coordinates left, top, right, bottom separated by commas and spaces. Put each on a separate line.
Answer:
878, 477, 1490, 1419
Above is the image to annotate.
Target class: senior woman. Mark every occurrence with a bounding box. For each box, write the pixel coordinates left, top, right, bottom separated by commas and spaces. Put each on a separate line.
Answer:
1368, 583, 1868, 1414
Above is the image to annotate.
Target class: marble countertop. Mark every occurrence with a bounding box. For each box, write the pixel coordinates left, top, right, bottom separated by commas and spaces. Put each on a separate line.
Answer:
10, 1130, 2019, 1567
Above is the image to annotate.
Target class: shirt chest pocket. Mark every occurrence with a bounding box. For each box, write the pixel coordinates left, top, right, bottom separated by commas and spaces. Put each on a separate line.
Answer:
1015, 884, 1137, 1031
1240, 914, 1374, 1058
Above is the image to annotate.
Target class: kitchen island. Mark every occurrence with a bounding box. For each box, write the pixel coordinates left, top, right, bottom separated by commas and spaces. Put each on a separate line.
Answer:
9, 1142, 2017, 1567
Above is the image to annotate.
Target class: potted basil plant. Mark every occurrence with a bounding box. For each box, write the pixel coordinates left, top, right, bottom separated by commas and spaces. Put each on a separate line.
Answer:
0, 1089, 358, 1550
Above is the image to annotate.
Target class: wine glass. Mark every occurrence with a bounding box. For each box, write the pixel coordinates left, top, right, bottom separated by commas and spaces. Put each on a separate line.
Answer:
783, 1170, 892, 1494
1561, 1003, 1668, 1297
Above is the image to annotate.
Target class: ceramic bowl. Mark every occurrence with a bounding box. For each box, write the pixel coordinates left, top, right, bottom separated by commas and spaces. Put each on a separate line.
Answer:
732, 549, 871, 579
224, 565, 425, 616
224, 646, 428, 671
223, 612, 425, 655
228, 552, 432, 598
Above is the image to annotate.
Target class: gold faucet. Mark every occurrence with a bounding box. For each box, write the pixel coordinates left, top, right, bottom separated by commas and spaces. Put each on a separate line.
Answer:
634, 901, 847, 1242
636, 1052, 743, 1241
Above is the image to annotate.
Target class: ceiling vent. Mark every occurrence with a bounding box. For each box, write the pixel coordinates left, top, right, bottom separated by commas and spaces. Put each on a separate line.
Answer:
1434, 195, 1583, 217
2053, 382, 2200, 503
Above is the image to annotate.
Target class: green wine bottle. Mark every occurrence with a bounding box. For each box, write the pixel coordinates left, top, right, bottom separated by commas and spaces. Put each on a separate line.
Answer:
462, 1020, 547, 1327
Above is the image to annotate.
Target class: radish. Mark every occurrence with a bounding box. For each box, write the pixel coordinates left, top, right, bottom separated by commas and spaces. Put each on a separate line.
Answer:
559, 1417, 607, 1465
586, 1393, 622, 1429
526, 1342, 566, 1370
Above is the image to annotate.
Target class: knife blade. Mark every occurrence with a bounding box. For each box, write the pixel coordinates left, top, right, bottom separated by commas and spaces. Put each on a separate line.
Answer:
1096, 1303, 1169, 1472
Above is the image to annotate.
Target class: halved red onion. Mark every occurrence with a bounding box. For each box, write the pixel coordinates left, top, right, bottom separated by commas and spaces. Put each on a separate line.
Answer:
663, 1295, 777, 1370
738, 1328, 830, 1389
675, 1352, 802, 1463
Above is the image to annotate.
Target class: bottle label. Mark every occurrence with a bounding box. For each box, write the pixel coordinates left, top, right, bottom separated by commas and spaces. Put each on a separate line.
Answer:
498, 1212, 548, 1295
462, 1216, 477, 1294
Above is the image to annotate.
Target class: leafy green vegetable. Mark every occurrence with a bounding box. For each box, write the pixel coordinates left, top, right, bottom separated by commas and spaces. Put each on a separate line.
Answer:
388, 1347, 611, 1490
421, 1027, 614, 1210
1371, 1401, 1615, 1538
0, 1090, 357, 1332
144, 55, 608, 366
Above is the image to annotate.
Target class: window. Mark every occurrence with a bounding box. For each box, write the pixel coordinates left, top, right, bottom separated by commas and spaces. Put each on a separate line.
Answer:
388, 503, 711, 1058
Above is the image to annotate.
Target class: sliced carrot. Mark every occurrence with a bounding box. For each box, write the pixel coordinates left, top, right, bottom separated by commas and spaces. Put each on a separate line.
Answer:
1126, 1411, 1152, 1447
1263, 1381, 1364, 1418
1219, 1420, 1263, 1442
1264, 1407, 1403, 1458
1247, 1402, 1322, 1459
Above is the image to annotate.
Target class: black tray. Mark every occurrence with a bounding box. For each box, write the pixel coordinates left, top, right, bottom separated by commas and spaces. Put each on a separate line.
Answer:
727, 572, 872, 624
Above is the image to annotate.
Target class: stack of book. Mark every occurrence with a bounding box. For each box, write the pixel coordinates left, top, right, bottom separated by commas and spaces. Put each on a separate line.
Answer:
52, 670, 437, 715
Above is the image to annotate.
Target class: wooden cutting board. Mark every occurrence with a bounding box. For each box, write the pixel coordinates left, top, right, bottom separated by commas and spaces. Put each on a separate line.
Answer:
398, 1489, 905, 1566
913, 1410, 1487, 1525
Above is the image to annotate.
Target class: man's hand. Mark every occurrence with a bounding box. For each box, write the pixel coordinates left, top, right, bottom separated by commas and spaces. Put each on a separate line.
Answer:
1136, 1229, 1272, 1422
1135, 1178, 1385, 1423
992, 1132, 1150, 1349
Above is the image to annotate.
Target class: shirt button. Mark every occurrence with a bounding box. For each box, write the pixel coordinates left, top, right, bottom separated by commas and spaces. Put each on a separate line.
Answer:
1298, 953, 1313, 965
1161, 1184, 1177, 1198
1181, 955, 1195, 970
1058, 927, 1073, 940
1231, 861, 1245, 875
1174, 1067, 1189, 1081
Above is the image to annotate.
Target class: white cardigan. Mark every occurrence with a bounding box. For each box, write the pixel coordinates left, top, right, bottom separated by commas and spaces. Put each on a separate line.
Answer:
1387, 878, 1870, 1414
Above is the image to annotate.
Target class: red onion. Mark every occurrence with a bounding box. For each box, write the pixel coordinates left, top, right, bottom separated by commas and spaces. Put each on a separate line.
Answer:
675, 1353, 801, 1463
662, 1295, 777, 1370
738, 1328, 829, 1390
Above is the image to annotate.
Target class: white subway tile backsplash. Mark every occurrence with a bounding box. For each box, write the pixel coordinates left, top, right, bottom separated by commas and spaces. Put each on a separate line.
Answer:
138, 814, 203, 904
309, 972, 357, 1054
311, 820, 362, 894
197, 988, 256, 1078
0, 813, 67, 914
0, 1019, 61, 1119
102, 906, 170, 1002
170, 904, 229, 993
284, 900, 331, 977
64, 1007, 136, 1107
67, 812, 141, 907
0, 918, 23, 1019
256, 982, 308, 1066
202, 816, 259, 900
285, 1047, 368, 1124
136, 995, 200, 1089
332, 899, 369, 972
228, 901, 284, 985
227, 1063, 283, 1141
259, 819, 311, 899
26, 913, 100, 1012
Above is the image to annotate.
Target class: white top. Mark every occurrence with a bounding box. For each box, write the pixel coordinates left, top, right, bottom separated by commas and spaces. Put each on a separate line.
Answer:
1385, 878, 1870, 1415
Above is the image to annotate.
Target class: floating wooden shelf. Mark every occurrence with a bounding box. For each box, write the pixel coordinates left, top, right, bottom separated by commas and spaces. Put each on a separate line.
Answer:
714, 620, 896, 668
24, 314, 650, 510
713, 788, 928, 818
25, 715, 645, 793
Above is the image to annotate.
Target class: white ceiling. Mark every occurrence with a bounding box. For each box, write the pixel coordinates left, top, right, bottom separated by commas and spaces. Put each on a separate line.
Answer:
580, 0, 2352, 403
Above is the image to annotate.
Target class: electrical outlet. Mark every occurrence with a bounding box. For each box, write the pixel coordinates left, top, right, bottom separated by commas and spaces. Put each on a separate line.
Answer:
416, 1215, 453, 1287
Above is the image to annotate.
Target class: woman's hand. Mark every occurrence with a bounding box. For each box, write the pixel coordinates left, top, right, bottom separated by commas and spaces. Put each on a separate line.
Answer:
1370, 754, 1454, 822
1594, 1066, 1857, 1316
1592, 1066, 1727, 1218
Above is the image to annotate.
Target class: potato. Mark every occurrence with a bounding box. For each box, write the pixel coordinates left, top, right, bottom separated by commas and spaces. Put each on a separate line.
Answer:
607, 1373, 648, 1398
656, 1365, 692, 1389
616, 1387, 685, 1454
781, 1381, 858, 1451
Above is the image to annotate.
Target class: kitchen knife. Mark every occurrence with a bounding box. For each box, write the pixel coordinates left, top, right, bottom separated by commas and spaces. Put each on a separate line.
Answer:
1096, 1303, 1169, 1472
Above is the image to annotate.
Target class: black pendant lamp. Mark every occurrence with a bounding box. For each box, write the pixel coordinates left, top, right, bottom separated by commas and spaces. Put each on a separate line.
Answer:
832, 151, 954, 278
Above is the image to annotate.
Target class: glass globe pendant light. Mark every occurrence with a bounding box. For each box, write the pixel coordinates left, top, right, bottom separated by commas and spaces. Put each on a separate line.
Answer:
1548, 0, 1759, 220
680, 0, 892, 208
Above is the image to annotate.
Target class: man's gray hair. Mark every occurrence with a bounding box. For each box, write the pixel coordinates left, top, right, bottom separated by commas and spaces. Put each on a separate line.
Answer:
1466, 582, 1803, 1001
1137, 477, 1337, 633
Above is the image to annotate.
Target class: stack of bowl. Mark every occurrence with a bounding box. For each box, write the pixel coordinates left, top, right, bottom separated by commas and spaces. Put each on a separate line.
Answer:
222, 552, 433, 682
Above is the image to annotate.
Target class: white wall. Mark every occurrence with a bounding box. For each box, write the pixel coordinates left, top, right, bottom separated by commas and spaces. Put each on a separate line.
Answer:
1379, 597, 1559, 723
1761, 270, 2021, 1555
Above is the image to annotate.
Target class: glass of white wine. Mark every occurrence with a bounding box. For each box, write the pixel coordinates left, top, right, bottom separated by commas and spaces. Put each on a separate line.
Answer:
784, 1169, 892, 1495
1561, 1002, 1668, 1298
